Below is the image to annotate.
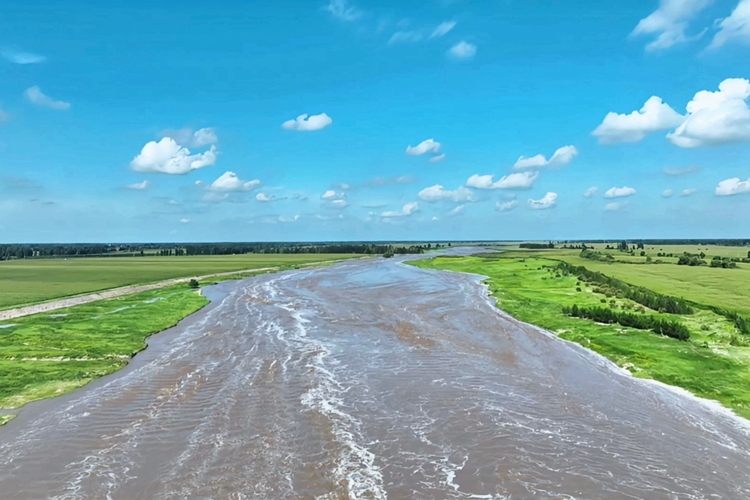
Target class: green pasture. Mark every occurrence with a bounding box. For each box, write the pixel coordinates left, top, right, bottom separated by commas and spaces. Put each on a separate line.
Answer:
0, 254, 356, 310
411, 254, 750, 419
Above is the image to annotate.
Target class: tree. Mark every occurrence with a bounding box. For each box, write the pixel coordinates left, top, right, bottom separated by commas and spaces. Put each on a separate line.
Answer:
188, 279, 200, 289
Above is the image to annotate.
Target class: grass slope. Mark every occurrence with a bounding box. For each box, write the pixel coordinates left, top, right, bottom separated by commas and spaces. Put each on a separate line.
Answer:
0, 254, 355, 310
0, 285, 208, 410
411, 254, 750, 420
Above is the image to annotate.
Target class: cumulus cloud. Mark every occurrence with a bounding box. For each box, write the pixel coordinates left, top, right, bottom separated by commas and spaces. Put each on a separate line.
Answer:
24, 86, 70, 110
406, 138, 441, 156
681, 188, 697, 196
708, 0, 750, 50
584, 187, 598, 198
207, 171, 260, 192
715, 177, 750, 196
664, 165, 700, 175
326, 0, 362, 21
430, 21, 456, 38
381, 201, 419, 217
667, 78, 750, 148
126, 180, 150, 190
630, 0, 712, 51
159, 127, 218, 148
528, 192, 557, 210
593, 96, 684, 144
513, 145, 578, 169
604, 186, 637, 198
447, 41, 476, 59
663, 189, 674, 197
131, 138, 217, 174
418, 184, 475, 202
256, 193, 277, 202
1, 46, 46, 64
466, 171, 539, 190
282, 113, 332, 131
605, 201, 628, 211
321, 190, 344, 200
495, 199, 518, 212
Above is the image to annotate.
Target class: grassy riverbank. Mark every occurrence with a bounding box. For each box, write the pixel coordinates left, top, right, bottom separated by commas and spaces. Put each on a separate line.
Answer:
411, 254, 750, 420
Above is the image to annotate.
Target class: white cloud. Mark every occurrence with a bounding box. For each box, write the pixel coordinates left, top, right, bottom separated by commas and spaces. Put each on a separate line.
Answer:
715, 177, 750, 196
1, 46, 46, 64
664, 165, 700, 175
604, 186, 637, 198
429, 153, 446, 163
282, 113, 332, 131
528, 192, 557, 210
278, 215, 300, 223
513, 145, 578, 169
406, 138, 441, 156
126, 180, 150, 190
605, 201, 628, 211
207, 171, 260, 192
667, 78, 750, 147
160, 127, 218, 148
321, 189, 344, 200
256, 192, 275, 202
331, 198, 348, 208
430, 21, 456, 38
180, 218, 190, 223
381, 201, 419, 217
389, 31, 423, 44
709, 0, 750, 49
584, 187, 598, 198
495, 199, 518, 212
24, 86, 70, 110
131, 138, 217, 174
418, 184, 475, 202
681, 188, 697, 196
326, 0, 362, 21
448, 41, 476, 59
630, 0, 712, 51
592, 96, 684, 144
663, 189, 674, 197
432, 216, 439, 221
466, 171, 539, 190
448, 204, 465, 216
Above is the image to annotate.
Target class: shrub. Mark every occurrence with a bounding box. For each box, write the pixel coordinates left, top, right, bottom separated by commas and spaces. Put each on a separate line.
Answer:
188, 278, 200, 289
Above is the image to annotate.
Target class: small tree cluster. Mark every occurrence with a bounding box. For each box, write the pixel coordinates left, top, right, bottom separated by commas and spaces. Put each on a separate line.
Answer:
562, 304, 690, 341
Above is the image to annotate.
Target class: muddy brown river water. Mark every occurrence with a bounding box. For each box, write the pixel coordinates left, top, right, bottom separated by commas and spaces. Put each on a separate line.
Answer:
1, 254, 749, 499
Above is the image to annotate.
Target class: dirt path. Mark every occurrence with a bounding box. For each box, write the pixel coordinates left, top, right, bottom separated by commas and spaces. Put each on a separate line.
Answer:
0, 267, 278, 321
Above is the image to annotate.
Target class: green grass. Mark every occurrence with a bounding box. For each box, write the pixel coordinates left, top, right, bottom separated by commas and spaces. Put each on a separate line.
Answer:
0, 285, 209, 409
0, 254, 357, 310
410, 254, 750, 420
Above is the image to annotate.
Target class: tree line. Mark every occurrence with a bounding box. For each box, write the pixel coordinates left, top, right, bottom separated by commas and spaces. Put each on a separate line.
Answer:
561, 304, 690, 341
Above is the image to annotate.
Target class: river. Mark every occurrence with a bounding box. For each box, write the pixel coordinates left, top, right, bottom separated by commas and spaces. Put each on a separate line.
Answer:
1, 255, 749, 499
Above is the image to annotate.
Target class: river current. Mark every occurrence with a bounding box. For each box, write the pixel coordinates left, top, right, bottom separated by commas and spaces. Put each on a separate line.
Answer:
0, 255, 749, 499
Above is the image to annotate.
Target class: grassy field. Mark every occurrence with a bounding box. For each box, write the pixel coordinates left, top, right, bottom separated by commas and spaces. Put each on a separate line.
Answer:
411, 254, 750, 420
0, 254, 357, 310
0, 284, 209, 411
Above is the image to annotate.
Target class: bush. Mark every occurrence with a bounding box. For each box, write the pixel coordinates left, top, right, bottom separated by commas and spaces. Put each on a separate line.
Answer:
188, 278, 200, 289
576, 287, 582, 292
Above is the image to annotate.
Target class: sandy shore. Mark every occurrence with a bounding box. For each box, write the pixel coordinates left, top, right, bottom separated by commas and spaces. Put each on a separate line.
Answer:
0, 267, 278, 321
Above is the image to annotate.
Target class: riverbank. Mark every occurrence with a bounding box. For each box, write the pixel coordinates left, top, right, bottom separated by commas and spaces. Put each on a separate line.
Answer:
410, 254, 750, 420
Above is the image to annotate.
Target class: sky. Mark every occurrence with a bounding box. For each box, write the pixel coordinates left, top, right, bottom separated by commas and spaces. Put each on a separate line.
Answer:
1, 0, 750, 243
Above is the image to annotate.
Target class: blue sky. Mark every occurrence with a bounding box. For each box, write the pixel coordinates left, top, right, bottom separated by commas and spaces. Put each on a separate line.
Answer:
1, 0, 749, 242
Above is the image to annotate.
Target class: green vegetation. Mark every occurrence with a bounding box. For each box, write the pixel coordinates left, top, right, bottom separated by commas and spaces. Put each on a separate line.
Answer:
410, 254, 750, 419
0, 285, 208, 410
0, 254, 356, 310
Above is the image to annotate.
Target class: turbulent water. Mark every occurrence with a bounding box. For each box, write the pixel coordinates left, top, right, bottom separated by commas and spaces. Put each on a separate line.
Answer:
1, 255, 749, 499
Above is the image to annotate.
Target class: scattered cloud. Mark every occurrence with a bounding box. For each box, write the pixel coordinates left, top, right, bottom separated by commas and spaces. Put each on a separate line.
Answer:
466, 171, 539, 190
528, 192, 557, 210
495, 199, 518, 212
663, 189, 674, 197
664, 165, 700, 175
207, 171, 260, 192
630, 0, 712, 51
180, 218, 190, 223
381, 201, 419, 217
131, 138, 217, 174
1, 46, 46, 64
429, 153, 446, 163
127, 180, 150, 190
681, 188, 697, 196
282, 113, 332, 131
256, 192, 277, 202
278, 215, 300, 223
447, 41, 476, 59
605, 201, 628, 211
708, 0, 750, 50
715, 177, 750, 196
326, 0, 362, 22
406, 138, 441, 156
24, 86, 70, 110
667, 78, 750, 148
159, 127, 218, 148
418, 184, 475, 202
447, 204, 465, 216
592, 96, 683, 144
513, 145, 578, 169
389, 31, 423, 44
331, 198, 349, 208
430, 21, 456, 38
321, 189, 344, 199
604, 186, 637, 198
584, 187, 598, 198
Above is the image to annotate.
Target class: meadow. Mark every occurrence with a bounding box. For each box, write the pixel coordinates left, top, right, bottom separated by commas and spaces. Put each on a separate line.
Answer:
0, 254, 356, 310
411, 254, 750, 420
